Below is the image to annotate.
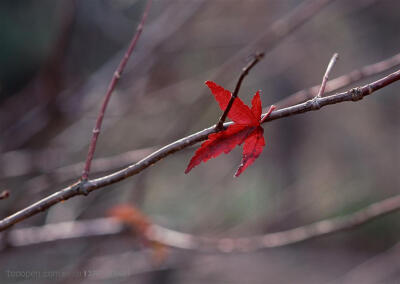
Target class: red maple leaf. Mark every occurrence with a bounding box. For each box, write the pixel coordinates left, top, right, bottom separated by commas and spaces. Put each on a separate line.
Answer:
185, 81, 275, 177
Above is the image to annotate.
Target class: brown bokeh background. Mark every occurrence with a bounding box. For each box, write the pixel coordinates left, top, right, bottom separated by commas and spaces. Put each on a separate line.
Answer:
1, 0, 400, 283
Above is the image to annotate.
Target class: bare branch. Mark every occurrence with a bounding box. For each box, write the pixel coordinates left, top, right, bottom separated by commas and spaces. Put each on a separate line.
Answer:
81, 0, 153, 180
0, 190, 9, 200
5, 193, 400, 253
277, 52, 400, 108
216, 0, 337, 80
216, 53, 264, 130
315, 53, 339, 98
0, 68, 399, 232
148, 192, 400, 252
3, 52, 400, 181
3, 218, 123, 247
24, 146, 157, 192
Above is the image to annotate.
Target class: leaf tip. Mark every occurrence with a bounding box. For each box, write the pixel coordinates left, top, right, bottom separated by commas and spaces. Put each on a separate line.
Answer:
205, 80, 215, 88
184, 165, 193, 174
184, 157, 198, 174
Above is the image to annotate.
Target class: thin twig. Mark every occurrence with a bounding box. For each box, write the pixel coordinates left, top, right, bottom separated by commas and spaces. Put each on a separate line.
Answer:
260, 105, 276, 123
216, 53, 264, 130
0, 68, 399, 232
315, 53, 339, 98
214, 0, 337, 131
0, 190, 9, 200
4, 53, 400, 180
5, 192, 400, 252
276, 52, 400, 108
24, 146, 157, 193
81, 0, 152, 181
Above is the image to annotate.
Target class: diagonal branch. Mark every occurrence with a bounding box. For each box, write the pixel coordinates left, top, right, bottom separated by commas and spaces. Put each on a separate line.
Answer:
0, 190, 9, 200
213, 0, 337, 130
0, 68, 400, 232
276, 52, 400, 108
216, 53, 264, 130
5, 192, 400, 253
4, 52, 400, 182
147, 192, 400, 252
81, 0, 152, 181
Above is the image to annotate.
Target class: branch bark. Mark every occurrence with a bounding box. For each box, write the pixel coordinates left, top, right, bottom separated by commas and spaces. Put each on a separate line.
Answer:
148, 192, 400, 252
216, 53, 264, 130
276, 52, 400, 108
0, 68, 399, 232
316, 53, 339, 98
5, 192, 400, 253
0, 190, 9, 200
81, 0, 152, 180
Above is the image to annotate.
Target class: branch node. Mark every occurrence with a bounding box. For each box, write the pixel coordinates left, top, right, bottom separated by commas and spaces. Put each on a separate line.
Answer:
73, 181, 89, 196
307, 97, 321, 110
79, 188, 89, 196
367, 84, 373, 95
350, 87, 363, 101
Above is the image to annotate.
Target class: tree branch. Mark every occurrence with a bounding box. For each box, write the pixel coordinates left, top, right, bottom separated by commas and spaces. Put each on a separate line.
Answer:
216, 53, 264, 130
276, 52, 400, 108
0, 68, 399, 232
4, 192, 400, 253
215, 0, 337, 81
81, 0, 152, 181
0, 190, 9, 200
316, 53, 339, 98
147, 192, 400, 252
24, 146, 157, 193
4, 52, 400, 182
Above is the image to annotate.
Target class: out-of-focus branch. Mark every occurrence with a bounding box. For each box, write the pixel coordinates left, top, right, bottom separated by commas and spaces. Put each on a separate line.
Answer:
24, 146, 157, 192
0, 190, 9, 200
2, 218, 123, 247
81, 0, 152, 180
150, 193, 400, 252
1, 0, 342, 180
4, 193, 400, 252
276, 52, 400, 108
0, 69, 399, 231
216, 0, 337, 81
3, 52, 400, 180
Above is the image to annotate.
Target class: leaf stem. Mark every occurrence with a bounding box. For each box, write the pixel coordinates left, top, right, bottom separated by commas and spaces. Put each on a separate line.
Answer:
215, 52, 265, 130
260, 105, 276, 123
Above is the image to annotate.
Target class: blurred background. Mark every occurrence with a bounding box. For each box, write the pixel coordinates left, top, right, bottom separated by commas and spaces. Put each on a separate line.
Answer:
1, 0, 400, 283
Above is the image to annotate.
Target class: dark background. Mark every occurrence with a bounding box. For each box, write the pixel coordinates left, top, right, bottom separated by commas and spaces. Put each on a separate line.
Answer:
1, 0, 400, 283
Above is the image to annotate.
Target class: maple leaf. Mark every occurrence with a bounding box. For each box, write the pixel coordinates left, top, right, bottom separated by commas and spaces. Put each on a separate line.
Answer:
185, 81, 275, 177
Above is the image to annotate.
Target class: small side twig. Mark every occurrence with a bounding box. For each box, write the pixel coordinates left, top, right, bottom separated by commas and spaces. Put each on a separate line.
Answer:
0, 68, 399, 232
216, 52, 264, 130
0, 190, 9, 200
81, 0, 152, 181
316, 53, 339, 98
